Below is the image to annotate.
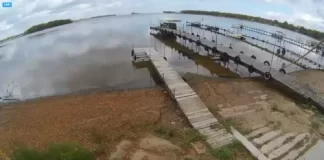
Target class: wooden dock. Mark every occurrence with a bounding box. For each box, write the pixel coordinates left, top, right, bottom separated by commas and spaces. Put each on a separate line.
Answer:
133, 47, 235, 148
150, 27, 324, 113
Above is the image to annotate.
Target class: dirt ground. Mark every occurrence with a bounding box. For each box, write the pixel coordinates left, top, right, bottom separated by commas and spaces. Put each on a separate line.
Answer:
0, 88, 223, 160
291, 70, 324, 97
185, 73, 324, 138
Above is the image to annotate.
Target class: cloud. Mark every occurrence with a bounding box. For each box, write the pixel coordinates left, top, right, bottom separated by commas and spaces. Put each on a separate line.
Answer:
1, 0, 324, 40
0, 21, 13, 31
75, 3, 92, 9
0, 0, 130, 39
104, 1, 123, 8
264, 0, 324, 31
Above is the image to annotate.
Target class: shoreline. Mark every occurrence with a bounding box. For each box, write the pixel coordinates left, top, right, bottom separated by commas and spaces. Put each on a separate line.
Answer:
180, 11, 323, 41
0, 84, 161, 107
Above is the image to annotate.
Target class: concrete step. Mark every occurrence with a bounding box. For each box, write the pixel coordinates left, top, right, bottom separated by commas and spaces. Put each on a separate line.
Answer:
282, 138, 312, 160
253, 130, 282, 145
260, 132, 297, 154
246, 126, 273, 139
268, 133, 309, 159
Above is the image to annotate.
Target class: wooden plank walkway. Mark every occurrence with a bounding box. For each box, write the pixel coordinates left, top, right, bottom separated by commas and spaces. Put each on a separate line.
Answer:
134, 47, 235, 148
151, 27, 324, 113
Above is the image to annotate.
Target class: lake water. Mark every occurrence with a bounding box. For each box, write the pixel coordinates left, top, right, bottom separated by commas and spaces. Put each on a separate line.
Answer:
0, 13, 322, 101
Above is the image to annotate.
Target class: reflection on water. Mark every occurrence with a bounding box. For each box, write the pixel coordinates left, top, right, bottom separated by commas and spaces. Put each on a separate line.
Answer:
0, 13, 320, 101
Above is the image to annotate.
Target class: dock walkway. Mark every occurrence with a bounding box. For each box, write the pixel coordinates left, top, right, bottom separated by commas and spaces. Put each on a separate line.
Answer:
134, 47, 235, 148
151, 27, 324, 112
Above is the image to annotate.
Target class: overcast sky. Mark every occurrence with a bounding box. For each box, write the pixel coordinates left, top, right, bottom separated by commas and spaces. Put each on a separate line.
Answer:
0, 0, 324, 40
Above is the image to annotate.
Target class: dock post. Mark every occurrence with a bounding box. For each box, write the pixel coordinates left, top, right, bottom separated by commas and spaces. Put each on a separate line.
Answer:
173, 89, 176, 98
164, 45, 166, 57
183, 24, 185, 33
131, 44, 134, 57
216, 34, 218, 49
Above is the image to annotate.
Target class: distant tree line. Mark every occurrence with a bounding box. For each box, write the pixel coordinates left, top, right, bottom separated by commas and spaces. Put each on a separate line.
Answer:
163, 11, 177, 14
181, 10, 324, 40
0, 34, 23, 44
24, 19, 73, 34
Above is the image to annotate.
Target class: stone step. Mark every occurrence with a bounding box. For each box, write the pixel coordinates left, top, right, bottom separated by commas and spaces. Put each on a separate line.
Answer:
282, 138, 312, 160
253, 130, 282, 145
268, 133, 309, 160
260, 132, 297, 154
297, 140, 324, 160
246, 126, 273, 139
231, 126, 269, 160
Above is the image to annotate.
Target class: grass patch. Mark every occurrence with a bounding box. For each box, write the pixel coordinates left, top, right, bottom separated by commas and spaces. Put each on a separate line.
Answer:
0, 149, 8, 160
181, 129, 206, 147
311, 121, 320, 130
154, 125, 176, 139
154, 125, 206, 147
210, 141, 254, 160
12, 142, 94, 160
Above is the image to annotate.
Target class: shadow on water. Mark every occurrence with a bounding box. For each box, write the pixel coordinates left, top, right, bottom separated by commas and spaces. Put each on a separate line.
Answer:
132, 60, 164, 85
151, 34, 244, 78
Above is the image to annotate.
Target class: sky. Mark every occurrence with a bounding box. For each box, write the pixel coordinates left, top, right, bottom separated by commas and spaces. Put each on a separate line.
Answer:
0, 0, 324, 40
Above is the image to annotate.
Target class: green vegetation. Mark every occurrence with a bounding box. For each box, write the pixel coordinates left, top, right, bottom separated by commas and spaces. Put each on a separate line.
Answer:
181, 128, 206, 146
210, 141, 254, 160
163, 11, 177, 14
0, 34, 23, 44
12, 142, 94, 160
24, 19, 73, 34
153, 125, 205, 147
181, 10, 324, 40
154, 125, 176, 139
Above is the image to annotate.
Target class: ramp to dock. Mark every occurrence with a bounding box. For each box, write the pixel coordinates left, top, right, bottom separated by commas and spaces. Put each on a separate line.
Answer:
134, 47, 235, 148
151, 27, 324, 113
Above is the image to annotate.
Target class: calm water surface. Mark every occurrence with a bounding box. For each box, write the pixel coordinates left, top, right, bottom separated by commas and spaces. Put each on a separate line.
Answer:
0, 13, 321, 101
